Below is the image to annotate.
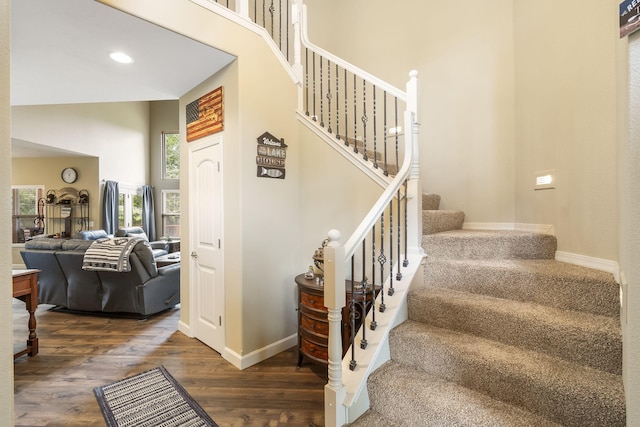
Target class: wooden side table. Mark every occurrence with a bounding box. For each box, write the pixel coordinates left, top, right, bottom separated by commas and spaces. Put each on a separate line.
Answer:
13, 269, 39, 359
295, 274, 378, 367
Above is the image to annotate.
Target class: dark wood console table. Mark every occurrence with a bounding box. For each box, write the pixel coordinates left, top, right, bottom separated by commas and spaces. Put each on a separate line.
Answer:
296, 274, 379, 366
13, 269, 39, 359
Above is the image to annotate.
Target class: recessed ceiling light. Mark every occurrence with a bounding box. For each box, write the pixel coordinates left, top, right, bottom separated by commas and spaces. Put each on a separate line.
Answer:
109, 52, 134, 64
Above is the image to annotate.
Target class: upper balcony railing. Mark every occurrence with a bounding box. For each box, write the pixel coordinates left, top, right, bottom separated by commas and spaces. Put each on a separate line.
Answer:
197, 0, 292, 61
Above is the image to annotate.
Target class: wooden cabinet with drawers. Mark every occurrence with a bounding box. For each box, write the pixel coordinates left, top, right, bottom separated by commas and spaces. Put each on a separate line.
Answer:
295, 274, 378, 367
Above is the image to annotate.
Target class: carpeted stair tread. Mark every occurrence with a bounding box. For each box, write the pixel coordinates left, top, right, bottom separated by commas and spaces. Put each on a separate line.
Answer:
422, 210, 465, 234
366, 360, 562, 427
422, 258, 620, 317
389, 321, 625, 427
423, 229, 557, 260
357, 199, 625, 425
407, 288, 621, 374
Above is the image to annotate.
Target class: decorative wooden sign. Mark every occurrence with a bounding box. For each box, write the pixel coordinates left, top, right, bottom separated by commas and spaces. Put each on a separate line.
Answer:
621, 0, 640, 37
186, 86, 224, 142
256, 131, 287, 179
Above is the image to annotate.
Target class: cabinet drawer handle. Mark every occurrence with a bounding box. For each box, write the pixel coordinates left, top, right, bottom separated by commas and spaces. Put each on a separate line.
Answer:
311, 323, 316, 329
309, 299, 316, 305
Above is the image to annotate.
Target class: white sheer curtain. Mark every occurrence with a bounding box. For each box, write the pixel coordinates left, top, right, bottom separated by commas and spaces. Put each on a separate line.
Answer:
141, 185, 156, 241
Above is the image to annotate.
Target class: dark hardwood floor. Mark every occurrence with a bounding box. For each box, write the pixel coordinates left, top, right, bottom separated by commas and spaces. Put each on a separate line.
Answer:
13, 300, 327, 426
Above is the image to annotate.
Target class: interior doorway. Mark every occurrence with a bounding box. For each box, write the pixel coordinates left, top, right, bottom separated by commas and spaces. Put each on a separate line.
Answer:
189, 136, 225, 354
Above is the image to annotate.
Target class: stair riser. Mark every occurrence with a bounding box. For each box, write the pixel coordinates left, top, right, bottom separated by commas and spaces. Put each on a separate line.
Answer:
423, 260, 621, 318
407, 292, 622, 374
389, 325, 625, 427
423, 232, 557, 260
422, 210, 464, 234
422, 193, 441, 210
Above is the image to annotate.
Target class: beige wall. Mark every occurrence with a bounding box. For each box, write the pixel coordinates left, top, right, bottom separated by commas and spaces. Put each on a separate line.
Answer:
306, 0, 517, 224
513, 1, 619, 260
0, 0, 14, 423
298, 123, 383, 270
12, 102, 150, 186
11, 156, 100, 265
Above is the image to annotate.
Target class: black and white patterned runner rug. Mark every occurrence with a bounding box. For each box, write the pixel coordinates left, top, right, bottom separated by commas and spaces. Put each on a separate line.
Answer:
94, 366, 217, 427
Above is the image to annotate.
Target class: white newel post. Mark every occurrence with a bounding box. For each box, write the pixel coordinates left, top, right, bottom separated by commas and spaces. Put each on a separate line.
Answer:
404, 71, 422, 253
323, 229, 346, 427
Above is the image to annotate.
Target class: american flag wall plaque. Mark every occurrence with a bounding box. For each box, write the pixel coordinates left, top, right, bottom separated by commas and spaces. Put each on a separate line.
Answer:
186, 86, 224, 142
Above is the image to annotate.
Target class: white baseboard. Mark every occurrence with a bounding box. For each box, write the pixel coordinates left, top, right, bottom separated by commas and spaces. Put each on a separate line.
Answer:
515, 223, 555, 235
462, 222, 555, 235
462, 222, 514, 231
555, 251, 620, 279
177, 320, 192, 337
223, 334, 298, 370
178, 320, 297, 370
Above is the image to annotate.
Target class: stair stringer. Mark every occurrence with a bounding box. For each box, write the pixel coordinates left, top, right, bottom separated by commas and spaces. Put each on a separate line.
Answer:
340, 253, 425, 424
297, 111, 393, 189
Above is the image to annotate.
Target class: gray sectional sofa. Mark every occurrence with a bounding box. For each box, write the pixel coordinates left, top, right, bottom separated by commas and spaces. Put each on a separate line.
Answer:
20, 237, 180, 317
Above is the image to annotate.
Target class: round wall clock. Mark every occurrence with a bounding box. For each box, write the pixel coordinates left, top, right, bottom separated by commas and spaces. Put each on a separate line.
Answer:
61, 167, 78, 184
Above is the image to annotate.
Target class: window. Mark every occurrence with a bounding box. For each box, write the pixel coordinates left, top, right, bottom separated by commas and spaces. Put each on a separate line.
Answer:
11, 185, 45, 243
118, 186, 143, 228
162, 131, 180, 179
162, 190, 180, 238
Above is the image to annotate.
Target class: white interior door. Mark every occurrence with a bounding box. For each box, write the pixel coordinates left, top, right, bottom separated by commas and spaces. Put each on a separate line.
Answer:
189, 138, 224, 354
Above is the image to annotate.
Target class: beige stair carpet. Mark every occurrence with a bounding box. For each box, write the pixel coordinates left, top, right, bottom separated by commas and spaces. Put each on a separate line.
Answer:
350, 196, 624, 426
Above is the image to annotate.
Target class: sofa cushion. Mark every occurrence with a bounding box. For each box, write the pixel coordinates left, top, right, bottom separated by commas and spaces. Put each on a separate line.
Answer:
76, 229, 109, 240
115, 227, 169, 259
115, 227, 146, 238
131, 240, 158, 277
24, 237, 64, 250
20, 249, 68, 306
56, 251, 103, 311
127, 231, 148, 241
62, 239, 94, 251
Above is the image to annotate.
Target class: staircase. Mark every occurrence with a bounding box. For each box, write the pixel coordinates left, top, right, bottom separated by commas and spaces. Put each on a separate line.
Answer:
350, 194, 625, 426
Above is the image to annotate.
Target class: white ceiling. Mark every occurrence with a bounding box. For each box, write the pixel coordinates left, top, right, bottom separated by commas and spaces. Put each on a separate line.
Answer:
10, 0, 236, 157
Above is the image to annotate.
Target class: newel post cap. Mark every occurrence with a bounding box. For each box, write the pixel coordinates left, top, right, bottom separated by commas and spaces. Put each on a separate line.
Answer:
327, 229, 341, 246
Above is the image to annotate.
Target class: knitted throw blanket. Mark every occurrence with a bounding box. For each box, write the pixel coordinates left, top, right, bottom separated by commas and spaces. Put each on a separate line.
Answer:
82, 237, 140, 272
